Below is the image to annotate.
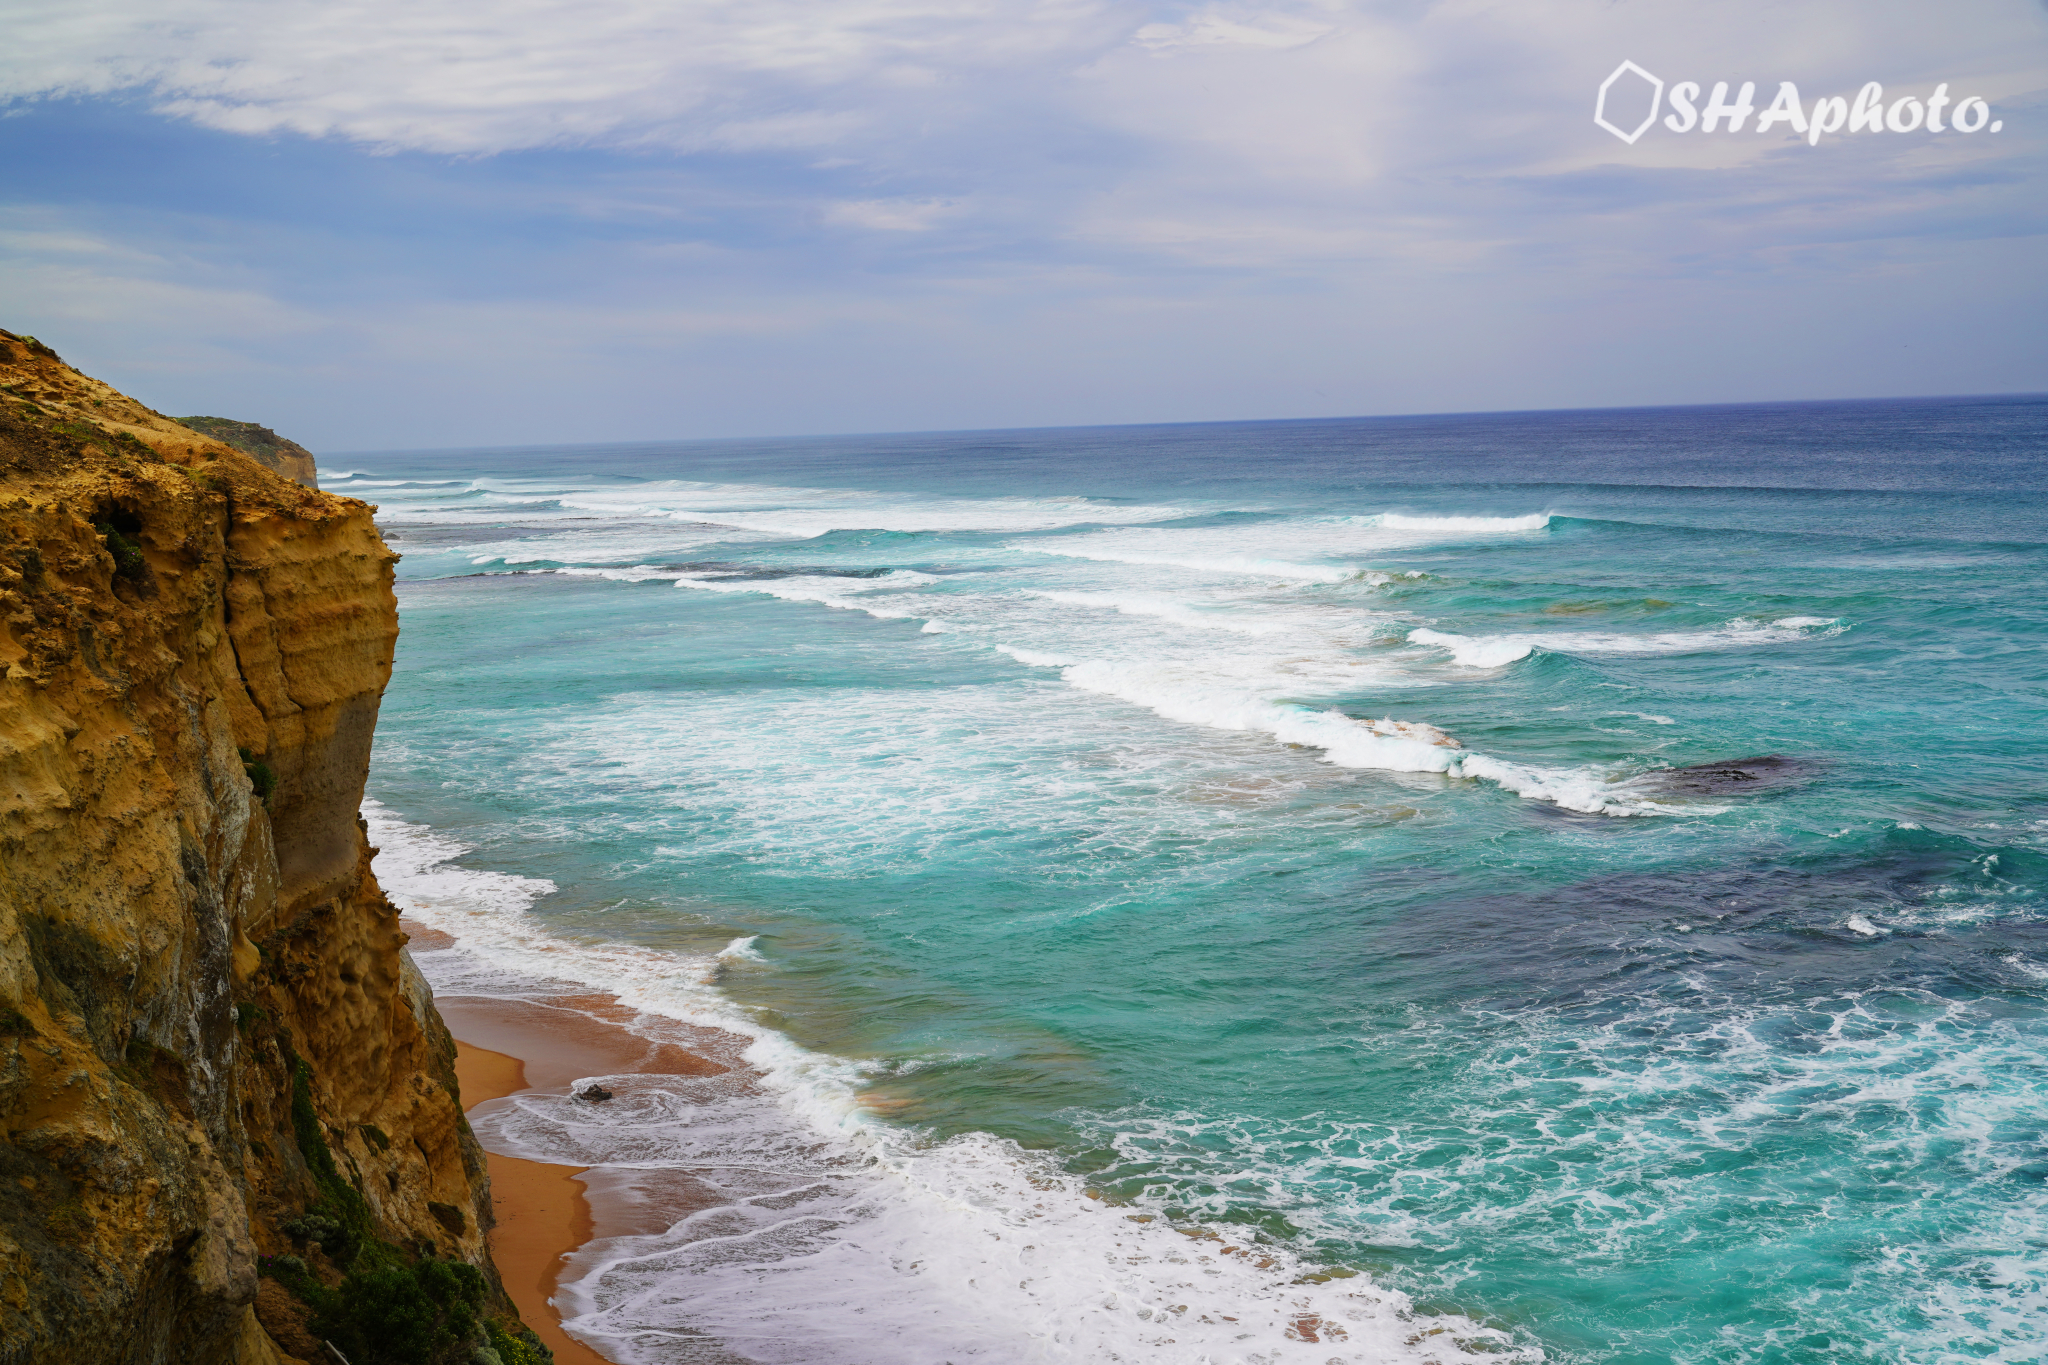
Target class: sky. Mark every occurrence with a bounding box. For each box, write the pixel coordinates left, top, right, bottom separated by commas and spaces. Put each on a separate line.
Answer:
2, 0, 2044, 451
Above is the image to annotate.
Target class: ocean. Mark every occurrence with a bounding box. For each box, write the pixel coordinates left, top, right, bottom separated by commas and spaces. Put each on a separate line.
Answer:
338, 395, 2048, 1365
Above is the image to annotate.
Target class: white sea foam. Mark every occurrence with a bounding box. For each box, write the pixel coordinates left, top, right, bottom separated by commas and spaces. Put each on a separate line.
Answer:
357, 474, 1195, 538
1375, 512, 1552, 533
1058, 660, 1458, 775
461, 524, 747, 567
1033, 589, 1303, 635
368, 801, 1533, 1365
629, 547, 1690, 818
1022, 510, 1551, 585
671, 568, 938, 617
553, 565, 692, 583
1407, 629, 1539, 669
1074, 984, 2048, 1364
996, 645, 1080, 668
1042, 658, 1682, 815
1027, 540, 1359, 582
373, 483, 1714, 820
548, 480, 1193, 536
1410, 617, 1845, 668
1455, 752, 1701, 817
716, 934, 768, 964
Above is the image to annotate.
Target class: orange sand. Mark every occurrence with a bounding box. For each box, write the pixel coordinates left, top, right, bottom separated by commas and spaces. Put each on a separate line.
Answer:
454, 1040, 616, 1365
417, 916, 745, 1365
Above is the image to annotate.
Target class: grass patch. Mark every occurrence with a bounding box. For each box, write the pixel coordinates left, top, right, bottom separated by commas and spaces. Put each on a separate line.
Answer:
239, 747, 277, 803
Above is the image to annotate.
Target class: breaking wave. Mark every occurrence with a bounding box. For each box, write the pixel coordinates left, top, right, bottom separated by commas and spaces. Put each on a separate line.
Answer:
370, 802, 1536, 1365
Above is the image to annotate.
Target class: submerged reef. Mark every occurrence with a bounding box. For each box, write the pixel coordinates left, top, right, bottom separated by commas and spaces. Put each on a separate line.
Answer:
0, 331, 544, 1364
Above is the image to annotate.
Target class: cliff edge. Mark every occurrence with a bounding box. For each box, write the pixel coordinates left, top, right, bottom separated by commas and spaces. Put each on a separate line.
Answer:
0, 333, 542, 1365
176, 418, 320, 490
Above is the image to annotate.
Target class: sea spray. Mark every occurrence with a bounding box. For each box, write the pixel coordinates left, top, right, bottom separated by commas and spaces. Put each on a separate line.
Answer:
357, 401, 2048, 1361
374, 804, 1534, 1365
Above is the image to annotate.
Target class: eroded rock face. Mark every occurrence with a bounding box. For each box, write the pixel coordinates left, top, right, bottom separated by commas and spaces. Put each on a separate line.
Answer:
0, 334, 507, 1364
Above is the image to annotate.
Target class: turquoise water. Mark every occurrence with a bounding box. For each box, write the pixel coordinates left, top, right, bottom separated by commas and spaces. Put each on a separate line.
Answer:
349, 397, 2048, 1364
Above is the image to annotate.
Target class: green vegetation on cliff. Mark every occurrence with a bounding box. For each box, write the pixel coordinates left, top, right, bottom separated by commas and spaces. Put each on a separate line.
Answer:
178, 415, 320, 488
256, 1054, 547, 1365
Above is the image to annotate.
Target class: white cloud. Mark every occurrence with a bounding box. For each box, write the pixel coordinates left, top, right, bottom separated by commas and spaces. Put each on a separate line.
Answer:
0, 0, 1134, 154
0, 0, 2042, 441
1132, 10, 1334, 51
6, 1, 2037, 170
825, 197, 963, 231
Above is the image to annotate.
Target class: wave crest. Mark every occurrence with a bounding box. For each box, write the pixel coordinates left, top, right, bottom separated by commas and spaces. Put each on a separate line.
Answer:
1377, 512, 1552, 533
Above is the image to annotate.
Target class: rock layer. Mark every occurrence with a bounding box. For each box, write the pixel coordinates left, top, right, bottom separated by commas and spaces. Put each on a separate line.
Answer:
0, 332, 525, 1364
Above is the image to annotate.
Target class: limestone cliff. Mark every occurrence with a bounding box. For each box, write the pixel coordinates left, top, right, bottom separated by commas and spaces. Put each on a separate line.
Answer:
0, 333, 540, 1365
175, 419, 320, 490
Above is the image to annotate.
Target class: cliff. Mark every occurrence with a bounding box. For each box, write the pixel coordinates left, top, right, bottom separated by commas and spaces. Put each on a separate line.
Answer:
0, 333, 543, 1365
176, 419, 320, 490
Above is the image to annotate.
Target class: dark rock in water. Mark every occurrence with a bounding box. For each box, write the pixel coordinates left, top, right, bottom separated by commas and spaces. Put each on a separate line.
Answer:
1624, 754, 1818, 796
578, 1084, 615, 1102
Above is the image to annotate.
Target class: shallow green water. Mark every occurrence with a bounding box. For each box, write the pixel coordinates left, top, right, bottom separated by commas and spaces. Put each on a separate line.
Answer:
355, 397, 2048, 1363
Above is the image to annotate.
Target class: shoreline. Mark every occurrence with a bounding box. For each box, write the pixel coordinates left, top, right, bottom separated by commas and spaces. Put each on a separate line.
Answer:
451, 1038, 614, 1365
414, 918, 745, 1365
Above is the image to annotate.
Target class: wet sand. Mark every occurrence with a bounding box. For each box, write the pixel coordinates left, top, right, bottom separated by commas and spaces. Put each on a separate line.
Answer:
454, 1039, 615, 1365
420, 918, 744, 1365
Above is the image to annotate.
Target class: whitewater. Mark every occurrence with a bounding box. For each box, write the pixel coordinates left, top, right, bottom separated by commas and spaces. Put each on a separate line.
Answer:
344, 397, 2048, 1364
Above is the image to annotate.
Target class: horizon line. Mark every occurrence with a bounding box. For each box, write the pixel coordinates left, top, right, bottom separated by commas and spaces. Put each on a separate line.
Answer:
311, 389, 2048, 458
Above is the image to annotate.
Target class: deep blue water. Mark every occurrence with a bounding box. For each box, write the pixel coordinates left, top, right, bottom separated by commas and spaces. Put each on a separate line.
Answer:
351, 394, 2048, 1364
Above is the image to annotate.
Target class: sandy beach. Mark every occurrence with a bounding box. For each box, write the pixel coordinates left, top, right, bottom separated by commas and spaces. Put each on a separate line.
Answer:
452, 1038, 615, 1365
420, 919, 742, 1365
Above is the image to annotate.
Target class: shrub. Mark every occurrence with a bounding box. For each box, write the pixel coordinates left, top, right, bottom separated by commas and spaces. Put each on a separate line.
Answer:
312, 1256, 488, 1365
238, 747, 277, 803
486, 1318, 554, 1365
92, 521, 145, 579
271, 1056, 509, 1363
282, 1213, 347, 1256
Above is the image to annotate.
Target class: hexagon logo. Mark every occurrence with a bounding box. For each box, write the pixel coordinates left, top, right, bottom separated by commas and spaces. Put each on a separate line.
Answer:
1595, 60, 1664, 144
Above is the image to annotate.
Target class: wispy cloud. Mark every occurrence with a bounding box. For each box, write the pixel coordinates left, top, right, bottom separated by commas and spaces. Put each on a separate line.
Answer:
5, 2, 2040, 270
1, 0, 1131, 154
826, 198, 963, 231
0, 1, 2041, 443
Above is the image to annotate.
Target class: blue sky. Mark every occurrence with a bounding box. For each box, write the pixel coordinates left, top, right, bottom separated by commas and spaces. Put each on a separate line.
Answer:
3, 0, 2044, 450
